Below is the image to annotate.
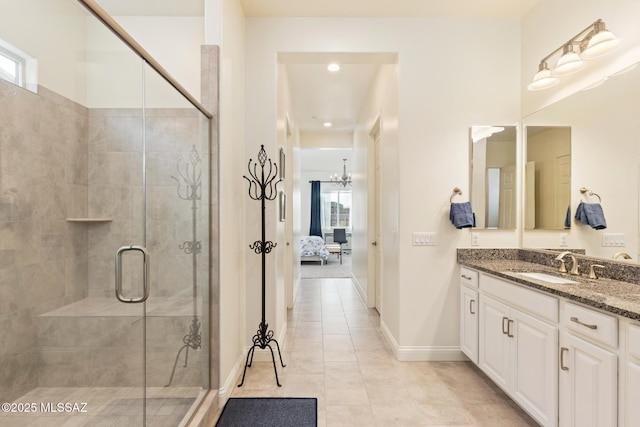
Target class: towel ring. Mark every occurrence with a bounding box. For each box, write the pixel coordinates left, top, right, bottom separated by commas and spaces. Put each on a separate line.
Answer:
580, 187, 602, 203
450, 187, 463, 203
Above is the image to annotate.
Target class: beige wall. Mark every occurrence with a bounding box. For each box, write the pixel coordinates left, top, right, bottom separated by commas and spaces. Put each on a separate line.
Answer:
0, 0, 87, 104
352, 63, 399, 318
209, 0, 248, 400
245, 17, 521, 360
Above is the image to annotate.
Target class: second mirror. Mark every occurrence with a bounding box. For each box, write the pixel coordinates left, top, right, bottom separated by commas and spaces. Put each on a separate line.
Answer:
470, 125, 517, 229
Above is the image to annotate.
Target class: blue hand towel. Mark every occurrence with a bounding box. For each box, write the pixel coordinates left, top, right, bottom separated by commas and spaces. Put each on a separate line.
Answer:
582, 203, 607, 229
574, 202, 607, 230
574, 202, 585, 223
564, 205, 571, 229
450, 202, 475, 229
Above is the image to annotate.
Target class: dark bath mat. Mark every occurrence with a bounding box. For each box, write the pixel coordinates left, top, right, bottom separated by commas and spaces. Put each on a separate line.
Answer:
215, 397, 317, 427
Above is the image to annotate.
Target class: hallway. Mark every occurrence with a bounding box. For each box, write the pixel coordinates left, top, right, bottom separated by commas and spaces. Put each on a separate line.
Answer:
227, 278, 538, 426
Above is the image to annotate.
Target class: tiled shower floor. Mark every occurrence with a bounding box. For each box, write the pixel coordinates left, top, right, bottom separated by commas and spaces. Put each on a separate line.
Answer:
0, 386, 202, 427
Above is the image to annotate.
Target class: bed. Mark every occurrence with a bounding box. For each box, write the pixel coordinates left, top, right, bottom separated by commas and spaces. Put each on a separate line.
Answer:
300, 236, 330, 264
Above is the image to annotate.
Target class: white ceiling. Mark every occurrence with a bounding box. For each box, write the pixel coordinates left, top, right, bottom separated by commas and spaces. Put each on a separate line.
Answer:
96, 0, 538, 134
97, 0, 537, 18
240, 0, 537, 19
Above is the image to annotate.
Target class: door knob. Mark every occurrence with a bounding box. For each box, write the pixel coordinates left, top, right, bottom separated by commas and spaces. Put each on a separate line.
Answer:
371, 241, 377, 246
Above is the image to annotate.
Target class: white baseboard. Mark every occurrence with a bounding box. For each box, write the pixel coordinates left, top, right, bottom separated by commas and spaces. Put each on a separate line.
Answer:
351, 274, 369, 306
380, 319, 466, 361
219, 351, 246, 406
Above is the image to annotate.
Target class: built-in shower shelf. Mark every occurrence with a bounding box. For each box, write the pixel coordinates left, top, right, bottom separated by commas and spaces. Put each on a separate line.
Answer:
66, 218, 113, 223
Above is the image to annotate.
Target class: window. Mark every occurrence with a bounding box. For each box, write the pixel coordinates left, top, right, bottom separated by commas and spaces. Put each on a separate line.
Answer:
0, 46, 23, 86
321, 189, 351, 231
0, 39, 37, 92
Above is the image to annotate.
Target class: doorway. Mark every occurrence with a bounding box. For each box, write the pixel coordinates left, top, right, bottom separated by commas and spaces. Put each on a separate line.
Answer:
278, 52, 397, 314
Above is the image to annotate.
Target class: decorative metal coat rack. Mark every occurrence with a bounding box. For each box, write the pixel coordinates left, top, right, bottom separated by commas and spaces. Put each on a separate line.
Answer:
239, 145, 286, 387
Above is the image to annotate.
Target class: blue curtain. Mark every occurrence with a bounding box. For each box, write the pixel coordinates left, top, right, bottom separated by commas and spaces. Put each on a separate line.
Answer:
309, 181, 323, 238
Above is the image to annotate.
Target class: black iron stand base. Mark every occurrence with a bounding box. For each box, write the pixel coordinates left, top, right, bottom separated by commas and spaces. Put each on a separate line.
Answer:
238, 322, 286, 387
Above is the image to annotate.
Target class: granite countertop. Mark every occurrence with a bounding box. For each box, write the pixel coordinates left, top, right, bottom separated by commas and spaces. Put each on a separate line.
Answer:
458, 250, 640, 321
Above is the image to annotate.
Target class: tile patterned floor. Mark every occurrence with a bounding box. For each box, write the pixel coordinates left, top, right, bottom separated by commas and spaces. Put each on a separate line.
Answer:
227, 278, 540, 427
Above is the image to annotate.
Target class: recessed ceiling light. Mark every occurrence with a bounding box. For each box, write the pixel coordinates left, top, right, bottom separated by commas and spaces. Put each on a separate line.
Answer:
327, 63, 340, 72
323, 122, 332, 127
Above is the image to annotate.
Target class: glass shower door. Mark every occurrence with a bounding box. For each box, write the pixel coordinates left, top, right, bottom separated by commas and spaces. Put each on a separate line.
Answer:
0, 0, 209, 425
140, 62, 210, 426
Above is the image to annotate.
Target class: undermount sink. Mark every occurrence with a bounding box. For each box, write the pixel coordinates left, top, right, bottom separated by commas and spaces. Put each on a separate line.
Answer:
513, 272, 579, 284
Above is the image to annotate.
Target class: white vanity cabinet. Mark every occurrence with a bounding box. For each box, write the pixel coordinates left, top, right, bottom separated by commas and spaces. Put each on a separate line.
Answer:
477, 274, 559, 427
459, 259, 640, 427
626, 323, 640, 427
559, 302, 618, 427
459, 267, 479, 364
558, 332, 617, 427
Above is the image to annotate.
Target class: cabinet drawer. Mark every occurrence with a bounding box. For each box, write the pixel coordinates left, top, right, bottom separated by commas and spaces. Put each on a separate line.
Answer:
629, 324, 640, 360
563, 302, 617, 348
460, 267, 478, 288
480, 273, 558, 323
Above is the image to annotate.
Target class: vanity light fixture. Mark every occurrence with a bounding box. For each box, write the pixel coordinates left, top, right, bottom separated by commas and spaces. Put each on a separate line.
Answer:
527, 19, 621, 91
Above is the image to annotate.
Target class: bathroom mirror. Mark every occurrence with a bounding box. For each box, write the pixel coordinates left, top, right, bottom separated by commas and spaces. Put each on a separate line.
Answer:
469, 125, 517, 229
524, 126, 571, 230
522, 61, 640, 261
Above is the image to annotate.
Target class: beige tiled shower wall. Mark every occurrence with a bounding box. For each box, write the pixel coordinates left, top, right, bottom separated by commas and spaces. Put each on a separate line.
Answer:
0, 80, 90, 402
0, 79, 209, 399
86, 107, 208, 298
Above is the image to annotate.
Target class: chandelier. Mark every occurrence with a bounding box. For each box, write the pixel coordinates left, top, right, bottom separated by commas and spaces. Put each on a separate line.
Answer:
330, 158, 352, 187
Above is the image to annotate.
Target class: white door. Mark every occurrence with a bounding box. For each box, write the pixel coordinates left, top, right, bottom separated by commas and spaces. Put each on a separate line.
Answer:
460, 285, 479, 364
525, 161, 536, 229
559, 332, 617, 427
511, 309, 558, 427
554, 154, 571, 229
371, 118, 382, 312
500, 164, 516, 229
479, 295, 511, 390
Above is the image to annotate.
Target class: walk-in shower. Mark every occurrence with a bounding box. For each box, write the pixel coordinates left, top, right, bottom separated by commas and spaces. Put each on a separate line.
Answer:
0, 0, 213, 425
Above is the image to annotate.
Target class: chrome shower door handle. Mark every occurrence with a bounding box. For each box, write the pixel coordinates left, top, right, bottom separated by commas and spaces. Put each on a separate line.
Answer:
115, 245, 150, 303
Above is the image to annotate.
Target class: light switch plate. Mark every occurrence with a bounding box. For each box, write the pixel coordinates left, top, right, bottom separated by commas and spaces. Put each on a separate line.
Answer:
412, 232, 436, 246
602, 233, 625, 247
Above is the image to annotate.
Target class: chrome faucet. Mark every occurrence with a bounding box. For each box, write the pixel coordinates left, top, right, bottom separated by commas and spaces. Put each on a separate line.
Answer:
613, 252, 632, 260
555, 251, 580, 275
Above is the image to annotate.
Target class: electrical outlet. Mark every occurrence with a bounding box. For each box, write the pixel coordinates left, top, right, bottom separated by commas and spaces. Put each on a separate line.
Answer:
560, 233, 568, 247
471, 232, 480, 246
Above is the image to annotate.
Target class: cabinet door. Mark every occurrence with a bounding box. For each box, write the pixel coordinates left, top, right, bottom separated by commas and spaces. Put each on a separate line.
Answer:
559, 332, 617, 427
511, 308, 558, 427
460, 285, 478, 364
479, 294, 511, 390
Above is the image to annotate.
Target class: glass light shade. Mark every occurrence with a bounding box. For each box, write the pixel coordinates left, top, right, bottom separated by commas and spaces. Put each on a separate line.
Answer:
527, 63, 559, 91
553, 50, 585, 75
582, 30, 621, 59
